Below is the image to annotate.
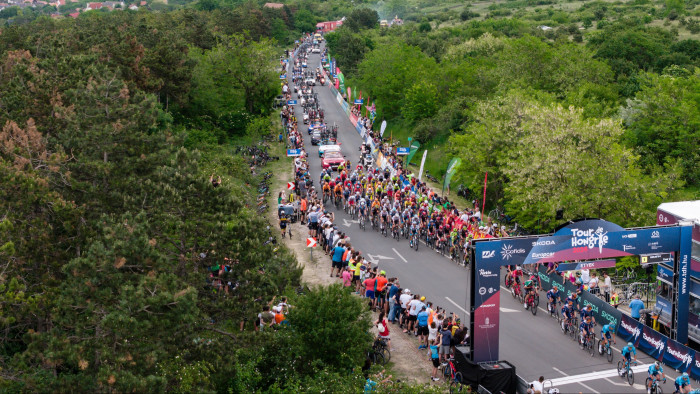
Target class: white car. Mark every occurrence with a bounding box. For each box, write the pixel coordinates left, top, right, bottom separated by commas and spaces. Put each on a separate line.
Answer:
312, 48, 321, 53
318, 144, 341, 157
305, 78, 316, 86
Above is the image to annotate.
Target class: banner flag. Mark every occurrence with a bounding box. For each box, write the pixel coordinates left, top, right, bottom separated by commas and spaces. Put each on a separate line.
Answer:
443, 157, 462, 192
418, 150, 428, 181
405, 140, 421, 164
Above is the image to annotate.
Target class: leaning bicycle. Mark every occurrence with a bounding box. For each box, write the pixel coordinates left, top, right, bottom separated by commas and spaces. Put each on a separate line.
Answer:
617, 359, 637, 386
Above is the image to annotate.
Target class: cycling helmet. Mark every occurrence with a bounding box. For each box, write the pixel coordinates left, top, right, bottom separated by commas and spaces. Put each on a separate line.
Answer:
655, 361, 660, 368
683, 372, 689, 378
380, 270, 386, 275
627, 342, 633, 347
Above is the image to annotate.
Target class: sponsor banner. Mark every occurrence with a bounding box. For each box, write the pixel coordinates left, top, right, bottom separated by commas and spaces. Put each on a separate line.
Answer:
477, 238, 534, 266
405, 141, 421, 164
472, 242, 503, 363
657, 264, 674, 284
638, 325, 667, 360
662, 339, 694, 372
692, 350, 700, 382
555, 259, 616, 271
349, 114, 358, 127
618, 314, 643, 345
656, 295, 673, 325
522, 222, 682, 264
678, 225, 692, 344
396, 147, 410, 155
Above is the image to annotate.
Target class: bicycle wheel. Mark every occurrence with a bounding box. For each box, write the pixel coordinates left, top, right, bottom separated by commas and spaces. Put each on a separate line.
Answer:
606, 346, 613, 363
534, 293, 540, 307
617, 361, 624, 377
597, 339, 604, 355
531, 301, 537, 315
375, 351, 386, 365
381, 348, 391, 363
655, 384, 663, 394
627, 369, 634, 385
449, 379, 465, 393
454, 372, 463, 384
443, 365, 451, 380
569, 324, 576, 339
588, 338, 596, 356
561, 320, 567, 334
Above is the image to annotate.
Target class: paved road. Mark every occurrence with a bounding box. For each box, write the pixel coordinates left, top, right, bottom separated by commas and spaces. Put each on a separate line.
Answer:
286, 46, 683, 393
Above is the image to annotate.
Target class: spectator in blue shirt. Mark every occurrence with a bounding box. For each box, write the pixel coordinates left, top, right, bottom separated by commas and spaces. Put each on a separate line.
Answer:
417, 306, 430, 349
629, 295, 645, 321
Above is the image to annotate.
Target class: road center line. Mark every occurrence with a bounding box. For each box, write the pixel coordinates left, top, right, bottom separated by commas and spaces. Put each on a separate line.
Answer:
392, 247, 407, 263
445, 297, 470, 315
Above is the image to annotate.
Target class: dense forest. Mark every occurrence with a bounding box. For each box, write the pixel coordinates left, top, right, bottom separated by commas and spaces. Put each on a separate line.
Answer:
0, 5, 398, 392
0, 0, 698, 391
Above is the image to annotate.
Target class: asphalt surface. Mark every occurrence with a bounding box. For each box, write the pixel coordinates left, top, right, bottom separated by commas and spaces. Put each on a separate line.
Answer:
286, 45, 684, 393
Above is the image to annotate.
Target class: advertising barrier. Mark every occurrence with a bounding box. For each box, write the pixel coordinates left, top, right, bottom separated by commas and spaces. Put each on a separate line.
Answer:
618, 314, 643, 345
662, 338, 695, 373
639, 325, 667, 360
692, 351, 700, 381
537, 266, 622, 330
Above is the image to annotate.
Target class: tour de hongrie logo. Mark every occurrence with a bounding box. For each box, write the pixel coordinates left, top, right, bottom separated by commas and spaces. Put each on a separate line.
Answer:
570, 227, 609, 253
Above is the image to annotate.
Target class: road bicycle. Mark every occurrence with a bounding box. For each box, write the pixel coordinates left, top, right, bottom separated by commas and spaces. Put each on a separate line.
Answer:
646, 377, 666, 394
619, 335, 656, 371
381, 221, 388, 237
359, 212, 366, 230
525, 291, 539, 315
548, 299, 561, 322
442, 359, 463, 387
597, 337, 614, 362
561, 316, 578, 339
511, 282, 523, 304
579, 332, 596, 356
373, 337, 391, 363
392, 224, 400, 241
410, 231, 419, 251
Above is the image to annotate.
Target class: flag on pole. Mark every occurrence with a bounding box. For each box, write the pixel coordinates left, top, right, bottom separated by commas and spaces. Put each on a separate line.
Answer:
443, 157, 462, 194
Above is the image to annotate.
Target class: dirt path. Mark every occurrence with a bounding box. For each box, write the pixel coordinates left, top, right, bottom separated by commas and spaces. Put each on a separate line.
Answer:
265, 142, 439, 386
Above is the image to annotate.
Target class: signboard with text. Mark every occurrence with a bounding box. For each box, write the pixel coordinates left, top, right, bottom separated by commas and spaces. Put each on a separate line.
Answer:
470, 219, 690, 363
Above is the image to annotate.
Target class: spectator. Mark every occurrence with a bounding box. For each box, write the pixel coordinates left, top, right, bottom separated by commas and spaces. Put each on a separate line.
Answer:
580, 268, 590, 285
528, 376, 545, 394
210, 173, 221, 187
258, 305, 275, 331
602, 272, 612, 302
428, 338, 441, 382
376, 312, 391, 351
330, 242, 346, 278
589, 272, 599, 294
341, 266, 353, 288
417, 306, 430, 349
629, 295, 645, 321
440, 323, 453, 364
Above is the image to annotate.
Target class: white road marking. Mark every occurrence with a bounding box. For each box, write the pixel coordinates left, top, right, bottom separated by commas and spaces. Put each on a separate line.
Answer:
552, 367, 601, 393
550, 364, 649, 389
392, 247, 407, 263
366, 253, 394, 265
445, 297, 470, 315
603, 377, 646, 389
499, 307, 520, 313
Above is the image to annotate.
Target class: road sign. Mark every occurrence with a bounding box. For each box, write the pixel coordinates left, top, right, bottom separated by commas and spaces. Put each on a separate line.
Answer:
396, 147, 410, 155
640, 253, 673, 266
287, 100, 297, 105
286, 149, 302, 157
287, 182, 295, 190
353, 99, 364, 105
280, 74, 287, 79
306, 238, 317, 248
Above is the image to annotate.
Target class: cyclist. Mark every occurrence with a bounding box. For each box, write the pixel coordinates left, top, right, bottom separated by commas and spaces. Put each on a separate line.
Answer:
523, 278, 536, 309
358, 196, 367, 220
621, 342, 637, 365
322, 181, 331, 201
565, 292, 580, 312
580, 304, 596, 326
600, 323, 616, 350
675, 372, 692, 394
380, 206, 389, 231
579, 315, 593, 347
647, 361, 666, 392
561, 301, 575, 332
334, 183, 343, 203
391, 209, 401, 236
546, 285, 561, 313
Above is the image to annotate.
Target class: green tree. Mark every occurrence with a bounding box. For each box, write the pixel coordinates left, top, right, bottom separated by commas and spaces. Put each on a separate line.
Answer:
294, 9, 316, 33
344, 7, 378, 32
621, 70, 700, 185
357, 41, 438, 118
402, 80, 439, 122
324, 28, 371, 75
